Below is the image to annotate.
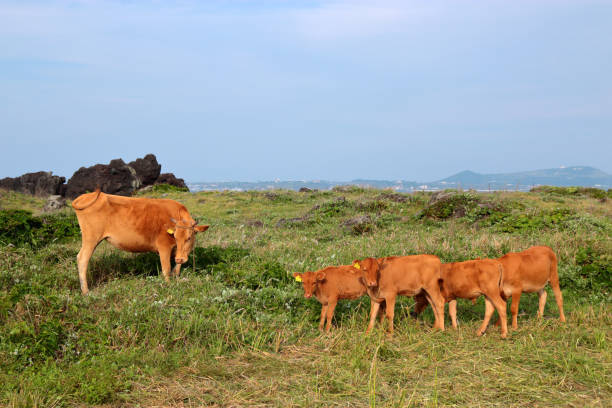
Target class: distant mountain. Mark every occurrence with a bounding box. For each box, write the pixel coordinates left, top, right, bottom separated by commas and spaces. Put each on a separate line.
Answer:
188, 166, 612, 192
435, 166, 612, 190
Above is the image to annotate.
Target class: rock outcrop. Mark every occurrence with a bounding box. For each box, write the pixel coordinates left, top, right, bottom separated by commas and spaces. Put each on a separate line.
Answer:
155, 173, 188, 190
0, 171, 66, 197
2, 154, 188, 199
128, 154, 161, 186
65, 159, 141, 199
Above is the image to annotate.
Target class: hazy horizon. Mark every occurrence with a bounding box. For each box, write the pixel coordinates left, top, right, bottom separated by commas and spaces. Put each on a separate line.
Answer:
2, 1, 611, 181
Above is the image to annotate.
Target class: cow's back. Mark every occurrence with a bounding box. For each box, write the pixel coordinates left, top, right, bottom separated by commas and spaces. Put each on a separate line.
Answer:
322, 265, 366, 300
499, 246, 555, 295
380, 255, 441, 295
442, 259, 501, 299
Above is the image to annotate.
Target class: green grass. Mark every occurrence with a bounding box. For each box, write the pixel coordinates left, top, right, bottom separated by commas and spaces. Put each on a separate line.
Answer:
0, 188, 611, 407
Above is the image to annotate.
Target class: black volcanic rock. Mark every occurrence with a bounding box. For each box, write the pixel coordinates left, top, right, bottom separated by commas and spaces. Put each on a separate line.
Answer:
155, 173, 188, 190
128, 154, 161, 186
0, 171, 66, 197
65, 159, 141, 199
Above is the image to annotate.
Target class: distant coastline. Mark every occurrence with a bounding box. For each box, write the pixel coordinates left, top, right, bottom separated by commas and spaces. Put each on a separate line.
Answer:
188, 166, 612, 192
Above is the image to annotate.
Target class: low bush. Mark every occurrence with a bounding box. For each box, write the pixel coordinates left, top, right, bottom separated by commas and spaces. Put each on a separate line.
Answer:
0, 210, 80, 248
150, 183, 189, 193
530, 185, 609, 200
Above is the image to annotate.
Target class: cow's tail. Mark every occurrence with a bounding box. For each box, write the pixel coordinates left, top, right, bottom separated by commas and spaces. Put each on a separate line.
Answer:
71, 188, 102, 211
497, 262, 506, 301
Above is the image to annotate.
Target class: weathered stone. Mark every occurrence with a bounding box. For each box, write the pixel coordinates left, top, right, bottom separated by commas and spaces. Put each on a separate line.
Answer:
377, 192, 408, 203
43, 195, 66, 212
155, 173, 188, 190
0, 171, 65, 197
65, 159, 141, 199
128, 154, 161, 186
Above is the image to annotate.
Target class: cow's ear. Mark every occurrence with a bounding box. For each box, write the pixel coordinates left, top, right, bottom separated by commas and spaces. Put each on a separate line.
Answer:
352, 260, 361, 270
167, 228, 175, 235
195, 225, 209, 233
315, 271, 326, 282
292, 272, 302, 282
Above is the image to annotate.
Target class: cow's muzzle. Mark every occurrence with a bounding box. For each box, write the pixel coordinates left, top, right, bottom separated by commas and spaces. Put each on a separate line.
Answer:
175, 257, 187, 264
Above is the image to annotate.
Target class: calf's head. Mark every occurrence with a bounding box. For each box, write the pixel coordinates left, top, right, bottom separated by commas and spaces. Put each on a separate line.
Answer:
167, 216, 209, 264
353, 258, 380, 288
293, 271, 326, 298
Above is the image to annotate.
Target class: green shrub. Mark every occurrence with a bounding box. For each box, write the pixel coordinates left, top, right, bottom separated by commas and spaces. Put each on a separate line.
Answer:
151, 183, 189, 193
530, 186, 608, 200
418, 192, 480, 219
480, 208, 574, 233
0, 210, 80, 248
574, 246, 612, 296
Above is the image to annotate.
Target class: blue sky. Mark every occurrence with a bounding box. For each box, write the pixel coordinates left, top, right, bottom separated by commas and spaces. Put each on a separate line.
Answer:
1, 0, 611, 182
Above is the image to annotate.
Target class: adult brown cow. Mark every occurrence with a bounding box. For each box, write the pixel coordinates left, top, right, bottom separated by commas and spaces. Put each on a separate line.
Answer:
497, 246, 565, 329
353, 255, 445, 334
72, 190, 209, 294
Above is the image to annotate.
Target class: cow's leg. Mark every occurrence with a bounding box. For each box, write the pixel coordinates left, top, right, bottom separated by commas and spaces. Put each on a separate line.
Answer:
366, 300, 381, 333
477, 297, 495, 336
325, 299, 337, 333
424, 290, 445, 330
537, 288, 547, 318
319, 304, 328, 331
412, 293, 429, 318
158, 247, 172, 282
172, 263, 182, 278
490, 295, 508, 338
384, 295, 397, 333
77, 239, 98, 295
549, 259, 566, 323
448, 300, 458, 329
379, 302, 387, 323
510, 291, 522, 329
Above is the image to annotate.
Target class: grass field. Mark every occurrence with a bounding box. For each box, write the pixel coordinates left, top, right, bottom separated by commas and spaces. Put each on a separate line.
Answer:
1, 187, 611, 407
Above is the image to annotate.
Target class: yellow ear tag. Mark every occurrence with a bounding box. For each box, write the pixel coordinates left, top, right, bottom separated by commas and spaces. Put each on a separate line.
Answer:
353, 262, 360, 269
295, 275, 302, 282
167, 228, 174, 235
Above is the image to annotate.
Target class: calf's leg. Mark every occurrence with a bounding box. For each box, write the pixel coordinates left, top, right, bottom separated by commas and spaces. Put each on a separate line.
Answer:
490, 295, 508, 338
325, 299, 337, 333
319, 304, 328, 331
424, 289, 445, 330
411, 293, 429, 318
366, 300, 381, 333
510, 291, 522, 329
477, 298, 495, 336
448, 300, 458, 329
537, 289, 547, 318
384, 295, 397, 333
549, 268, 566, 323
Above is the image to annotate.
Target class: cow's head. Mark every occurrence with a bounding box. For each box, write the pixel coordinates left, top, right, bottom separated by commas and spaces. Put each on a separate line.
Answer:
293, 270, 325, 298
167, 213, 209, 264
353, 257, 380, 288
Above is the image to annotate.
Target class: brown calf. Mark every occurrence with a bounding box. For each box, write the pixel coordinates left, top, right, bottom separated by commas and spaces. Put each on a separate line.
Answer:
72, 190, 209, 294
353, 255, 445, 333
293, 265, 367, 332
497, 246, 565, 329
415, 259, 508, 338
